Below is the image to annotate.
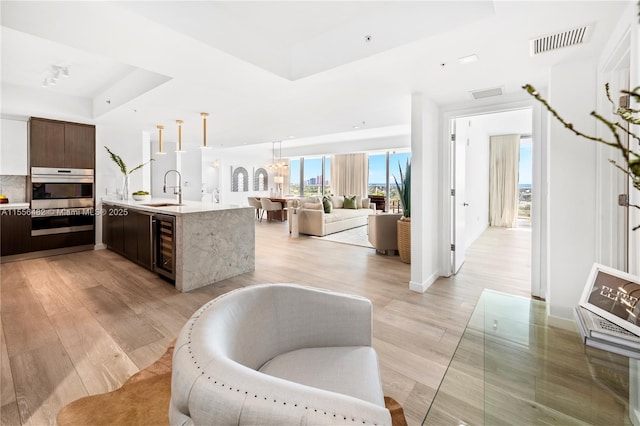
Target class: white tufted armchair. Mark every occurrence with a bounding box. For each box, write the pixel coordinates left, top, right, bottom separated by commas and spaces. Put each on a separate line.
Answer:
170, 283, 391, 425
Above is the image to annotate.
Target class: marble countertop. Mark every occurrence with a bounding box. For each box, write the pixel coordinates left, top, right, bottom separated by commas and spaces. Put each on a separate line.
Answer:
0, 202, 29, 210
100, 198, 251, 216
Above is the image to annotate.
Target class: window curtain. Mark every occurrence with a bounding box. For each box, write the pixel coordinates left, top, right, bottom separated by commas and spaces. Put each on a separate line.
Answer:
489, 134, 520, 227
330, 153, 369, 196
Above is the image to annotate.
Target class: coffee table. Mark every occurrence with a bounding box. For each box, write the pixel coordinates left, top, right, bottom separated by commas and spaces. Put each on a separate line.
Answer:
423, 289, 638, 425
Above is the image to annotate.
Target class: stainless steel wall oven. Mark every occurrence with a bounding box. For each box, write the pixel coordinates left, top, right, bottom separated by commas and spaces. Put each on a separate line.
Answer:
30, 167, 95, 244
31, 167, 93, 209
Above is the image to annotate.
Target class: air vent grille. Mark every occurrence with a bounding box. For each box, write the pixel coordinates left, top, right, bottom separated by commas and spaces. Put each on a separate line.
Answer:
470, 87, 503, 100
531, 26, 589, 55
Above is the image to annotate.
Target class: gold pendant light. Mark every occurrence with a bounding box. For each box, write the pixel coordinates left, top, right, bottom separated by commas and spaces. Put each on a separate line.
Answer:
200, 112, 211, 149
156, 125, 166, 155
176, 120, 185, 152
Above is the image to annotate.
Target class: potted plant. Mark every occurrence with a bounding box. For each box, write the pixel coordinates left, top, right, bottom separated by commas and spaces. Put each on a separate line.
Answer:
105, 146, 154, 200
393, 158, 411, 263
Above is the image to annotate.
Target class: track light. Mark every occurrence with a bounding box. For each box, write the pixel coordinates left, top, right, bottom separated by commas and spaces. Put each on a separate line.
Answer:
42, 65, 70, 89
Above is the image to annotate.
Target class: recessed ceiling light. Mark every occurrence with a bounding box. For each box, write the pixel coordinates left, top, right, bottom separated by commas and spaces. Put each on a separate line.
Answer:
458, 54, 479, 65
288, 135, 295, 139
352, 125, 360, 129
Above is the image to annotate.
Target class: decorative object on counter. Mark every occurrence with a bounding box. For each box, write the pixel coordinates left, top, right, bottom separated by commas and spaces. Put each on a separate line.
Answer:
393, 158, 411, 263
132, 191, 151, 202
104, 146, 154, 201
0, 195, 8, 204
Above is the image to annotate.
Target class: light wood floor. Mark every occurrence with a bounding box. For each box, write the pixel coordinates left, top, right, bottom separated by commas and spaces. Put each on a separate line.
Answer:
0, 222, 531, 426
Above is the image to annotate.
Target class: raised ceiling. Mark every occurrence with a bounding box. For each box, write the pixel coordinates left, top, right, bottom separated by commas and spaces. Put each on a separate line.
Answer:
0, 1, 632, 150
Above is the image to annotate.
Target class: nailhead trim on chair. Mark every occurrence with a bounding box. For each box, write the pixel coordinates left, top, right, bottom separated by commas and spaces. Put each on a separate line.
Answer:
179, 287, 383, 425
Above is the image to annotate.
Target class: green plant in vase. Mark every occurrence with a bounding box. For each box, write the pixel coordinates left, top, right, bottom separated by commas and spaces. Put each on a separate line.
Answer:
105, 146, 154, 200
393, 158, 411, 219
393, 158, 411, 263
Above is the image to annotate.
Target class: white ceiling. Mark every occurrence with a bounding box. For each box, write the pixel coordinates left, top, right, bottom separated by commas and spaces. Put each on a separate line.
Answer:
0, 1, 632, 154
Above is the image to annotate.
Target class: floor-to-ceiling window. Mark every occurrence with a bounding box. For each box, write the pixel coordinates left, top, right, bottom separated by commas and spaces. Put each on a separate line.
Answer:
367, 150, 411, 212
323, 157, 331, 195
287, 156, 331, 196
303, 157, 323, 196
289, 159, 301, 196
518, 137, 532, 227
368, 153, 386, 196
389, 151, 411, 213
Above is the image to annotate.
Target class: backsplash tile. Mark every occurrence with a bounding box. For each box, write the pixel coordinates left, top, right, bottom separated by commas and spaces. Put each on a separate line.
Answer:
0, 175, 27, 203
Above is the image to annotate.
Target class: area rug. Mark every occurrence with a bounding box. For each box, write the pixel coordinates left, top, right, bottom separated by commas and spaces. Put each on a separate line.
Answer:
57, 343, 407, 426
312, 225, 374, 248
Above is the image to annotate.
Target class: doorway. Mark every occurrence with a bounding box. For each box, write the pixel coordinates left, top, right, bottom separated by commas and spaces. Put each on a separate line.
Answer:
449, 106, 538, 295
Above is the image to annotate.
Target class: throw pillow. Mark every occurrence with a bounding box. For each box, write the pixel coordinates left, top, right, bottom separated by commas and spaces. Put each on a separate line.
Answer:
343, 195, 358, 209
361, 198, 371, 209
331, 195, 345, 209
322, 196, 333, 213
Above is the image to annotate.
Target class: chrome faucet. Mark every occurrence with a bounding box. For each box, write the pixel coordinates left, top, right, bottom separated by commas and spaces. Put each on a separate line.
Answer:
163, 169, 182, 204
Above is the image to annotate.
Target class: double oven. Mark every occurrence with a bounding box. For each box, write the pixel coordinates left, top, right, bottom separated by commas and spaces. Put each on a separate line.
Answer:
30, 167, 95, 238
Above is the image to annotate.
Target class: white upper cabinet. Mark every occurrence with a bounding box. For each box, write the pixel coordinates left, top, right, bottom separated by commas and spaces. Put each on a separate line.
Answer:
1, 118, 28, 175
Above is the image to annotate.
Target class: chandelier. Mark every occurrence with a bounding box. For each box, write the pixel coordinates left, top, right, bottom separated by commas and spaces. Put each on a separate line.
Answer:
267, 141, 287, 170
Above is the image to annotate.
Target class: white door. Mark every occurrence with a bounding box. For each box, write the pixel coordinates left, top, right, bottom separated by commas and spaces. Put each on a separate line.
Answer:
452, 119, 467, 273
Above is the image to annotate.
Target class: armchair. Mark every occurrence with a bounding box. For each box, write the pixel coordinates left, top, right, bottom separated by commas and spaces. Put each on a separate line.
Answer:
170, 284, 391, 425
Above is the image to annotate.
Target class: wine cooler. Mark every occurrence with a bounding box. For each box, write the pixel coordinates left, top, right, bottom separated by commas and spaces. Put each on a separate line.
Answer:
153, 214, 176, 281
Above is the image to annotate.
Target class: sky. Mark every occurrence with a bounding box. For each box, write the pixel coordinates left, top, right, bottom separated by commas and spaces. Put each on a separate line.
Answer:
519, 142, 532, 185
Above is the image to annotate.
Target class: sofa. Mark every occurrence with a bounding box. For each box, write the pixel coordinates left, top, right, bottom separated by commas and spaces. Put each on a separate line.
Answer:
292, 195, 376, 237
170, 283, 392, 425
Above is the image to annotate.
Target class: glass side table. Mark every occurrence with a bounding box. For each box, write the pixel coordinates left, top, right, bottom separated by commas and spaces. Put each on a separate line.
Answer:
423, 289, 638, 425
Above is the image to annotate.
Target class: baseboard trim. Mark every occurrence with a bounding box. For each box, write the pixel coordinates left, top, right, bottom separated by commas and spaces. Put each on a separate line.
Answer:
409, 272, 439, 293
547, 314, 576, 331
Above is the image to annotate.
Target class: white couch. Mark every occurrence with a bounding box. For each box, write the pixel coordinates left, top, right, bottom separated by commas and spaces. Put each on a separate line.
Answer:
170, 283, 391, 426
294, 195, 376, 237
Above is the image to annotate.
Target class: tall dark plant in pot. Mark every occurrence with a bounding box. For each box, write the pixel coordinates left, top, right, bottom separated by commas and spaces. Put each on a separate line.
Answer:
393, 158, 411, 263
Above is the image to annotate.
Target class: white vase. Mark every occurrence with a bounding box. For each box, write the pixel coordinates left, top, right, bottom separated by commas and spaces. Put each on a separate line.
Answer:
122, 175, 130, 200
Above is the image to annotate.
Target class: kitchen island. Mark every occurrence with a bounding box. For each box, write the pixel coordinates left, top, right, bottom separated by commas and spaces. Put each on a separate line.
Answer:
101, 199, 254, 292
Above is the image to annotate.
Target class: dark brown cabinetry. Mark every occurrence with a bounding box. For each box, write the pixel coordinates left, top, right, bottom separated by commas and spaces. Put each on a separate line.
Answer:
30, 118, 95, 169
0, 210, 31, 256
103, 204, 153, 270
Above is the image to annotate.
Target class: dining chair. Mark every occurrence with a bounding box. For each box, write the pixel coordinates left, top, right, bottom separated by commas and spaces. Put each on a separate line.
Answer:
260, 198, 284, 222
247, 197, 263, 221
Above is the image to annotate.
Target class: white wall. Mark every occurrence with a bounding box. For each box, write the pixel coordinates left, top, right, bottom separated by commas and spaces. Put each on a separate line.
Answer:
176, 150, 202, 202
150, 140, 177, 200
203, 149, 273, 206
546, 61, 598, 322
410, 93, 440, 292
96, 124, 152, 245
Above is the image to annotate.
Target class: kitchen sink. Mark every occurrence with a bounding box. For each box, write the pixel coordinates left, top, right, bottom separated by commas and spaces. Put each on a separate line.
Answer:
142, 202, 184, 207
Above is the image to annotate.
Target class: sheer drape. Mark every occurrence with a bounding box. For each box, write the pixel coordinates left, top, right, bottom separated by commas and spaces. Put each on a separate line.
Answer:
330, 153, 369, 195
489, 134, 520, 227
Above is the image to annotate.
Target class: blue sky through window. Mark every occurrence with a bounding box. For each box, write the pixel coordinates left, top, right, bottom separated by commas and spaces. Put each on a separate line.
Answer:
520, 142, 532, 186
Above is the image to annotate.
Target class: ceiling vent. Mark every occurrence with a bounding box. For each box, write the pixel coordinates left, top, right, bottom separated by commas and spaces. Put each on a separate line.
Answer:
470, 87, 503, 100
530, 25, 589, 55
